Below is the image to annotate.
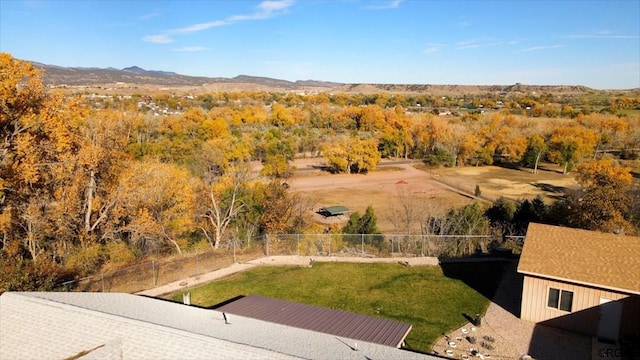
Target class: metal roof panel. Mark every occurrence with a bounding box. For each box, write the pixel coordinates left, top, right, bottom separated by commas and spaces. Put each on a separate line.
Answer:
216, 294, 413, 348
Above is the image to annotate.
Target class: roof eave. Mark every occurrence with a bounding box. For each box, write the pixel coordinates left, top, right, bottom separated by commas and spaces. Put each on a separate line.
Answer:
395, 324, 413, 348
517, 270, 640, 296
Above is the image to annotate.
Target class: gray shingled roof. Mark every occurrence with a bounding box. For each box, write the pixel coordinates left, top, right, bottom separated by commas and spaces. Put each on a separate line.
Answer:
0, 292, 439, 360
216, 294, 412, 348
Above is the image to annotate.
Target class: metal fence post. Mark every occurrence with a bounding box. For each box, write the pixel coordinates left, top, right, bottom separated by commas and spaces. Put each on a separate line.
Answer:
152, 260, 157, 287
361, 234, 364, 256
233, 239, 236, 263
265, 235, 269, 256
195, 251, 199, 276
297, 234, 300, 256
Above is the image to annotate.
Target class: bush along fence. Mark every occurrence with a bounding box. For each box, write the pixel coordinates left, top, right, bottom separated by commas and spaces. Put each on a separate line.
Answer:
53, 247, 261, 293
262, 233, 514, 258
54, 233, 519, 293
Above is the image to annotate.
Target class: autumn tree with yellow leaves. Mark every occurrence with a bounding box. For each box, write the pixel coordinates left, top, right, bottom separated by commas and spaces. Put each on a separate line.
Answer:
2, 51, 639, 289
548, 125, 600, 174
323, 137, 381, 174
0, 54, 87, 288
197, 164, 249, 249
563, 159, 637, 235
0, 54, 202, 289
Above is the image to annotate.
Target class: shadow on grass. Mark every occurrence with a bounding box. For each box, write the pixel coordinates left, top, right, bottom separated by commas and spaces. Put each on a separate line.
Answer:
493, 161, 523, 171
533, 182, 568, 194
439, 260, 509, 300
438, 259, 523, 321
447, 259, 526, 319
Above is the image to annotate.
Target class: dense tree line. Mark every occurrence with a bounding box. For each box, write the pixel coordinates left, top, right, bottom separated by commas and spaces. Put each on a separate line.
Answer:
88, 83, 640, 118
122, 96, 639, 174
1, 53, 638, 291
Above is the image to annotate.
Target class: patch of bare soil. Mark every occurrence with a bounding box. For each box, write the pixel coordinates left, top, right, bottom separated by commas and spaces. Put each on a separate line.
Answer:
429, 163, 579, 202
286, 160, 579, 232
287, 160, 472, 232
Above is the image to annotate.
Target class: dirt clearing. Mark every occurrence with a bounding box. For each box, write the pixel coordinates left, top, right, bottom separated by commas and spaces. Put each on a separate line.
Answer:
429, 163, 579, 202
285, 159, 579, 232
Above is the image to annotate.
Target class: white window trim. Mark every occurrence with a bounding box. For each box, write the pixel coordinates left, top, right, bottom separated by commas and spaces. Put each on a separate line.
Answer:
547, 287, 573, 312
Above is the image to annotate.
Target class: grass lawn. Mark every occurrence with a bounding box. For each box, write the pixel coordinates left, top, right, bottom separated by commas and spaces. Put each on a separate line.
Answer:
166, 262, 507, 353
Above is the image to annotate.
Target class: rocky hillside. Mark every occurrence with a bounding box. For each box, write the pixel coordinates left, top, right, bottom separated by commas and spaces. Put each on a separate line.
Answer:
32, 62, 342, 91
30, 60, 632, 96
337, 83, 597, 95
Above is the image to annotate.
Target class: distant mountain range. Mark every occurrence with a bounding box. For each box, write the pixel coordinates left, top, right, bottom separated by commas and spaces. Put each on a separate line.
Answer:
29, 60, 634, 95
121, 66, 178, 76
31, 61, 343, 90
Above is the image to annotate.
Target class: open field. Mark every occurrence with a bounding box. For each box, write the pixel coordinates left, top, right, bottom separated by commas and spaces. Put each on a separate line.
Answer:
285, 159, 579, 232
165, 261, 507, 354
428, 162, 580, 202
286, 159, 470, 232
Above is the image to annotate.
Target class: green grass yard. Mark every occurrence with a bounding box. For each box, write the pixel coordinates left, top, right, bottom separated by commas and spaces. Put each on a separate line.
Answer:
166, 262, 506, 353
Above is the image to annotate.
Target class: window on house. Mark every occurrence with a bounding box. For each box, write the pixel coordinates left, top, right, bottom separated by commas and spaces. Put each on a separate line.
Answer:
547, 288, 560, 308
559, 291, 573, 311
547, 288, 573, 312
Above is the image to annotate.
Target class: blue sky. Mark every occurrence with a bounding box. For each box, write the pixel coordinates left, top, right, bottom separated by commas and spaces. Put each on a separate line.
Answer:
1, 0, 639, 89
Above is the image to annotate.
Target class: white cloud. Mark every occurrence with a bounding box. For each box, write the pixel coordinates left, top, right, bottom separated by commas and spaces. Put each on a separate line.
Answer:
24, 1, 47, 10
456, 37, 503, 50
139, 12, 160, 21
564, 31, 639, 39
423, 43, 445, 54
172, 20, 231, 34
144, 0, 294, 44
172, 46, 206, 52
387, 0, 403, 8
169, 0, 293, 34
458, 43, 481, 50
366, 0, 403, 10
142, 34, 174, 44
259, 0, 295, 12
518, 45, 565, 53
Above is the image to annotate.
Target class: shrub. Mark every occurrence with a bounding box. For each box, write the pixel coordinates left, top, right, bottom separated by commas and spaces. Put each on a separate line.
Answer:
105, 242, 137, 266
424, 148, 453, 167
0, 258, 74, 293
65, 244, 104, 276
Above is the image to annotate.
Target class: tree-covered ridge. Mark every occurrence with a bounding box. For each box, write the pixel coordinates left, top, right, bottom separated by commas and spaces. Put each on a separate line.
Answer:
1, 53, 638, 291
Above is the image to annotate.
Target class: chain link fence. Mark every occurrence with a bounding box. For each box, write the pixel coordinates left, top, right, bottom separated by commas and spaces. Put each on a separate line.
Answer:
55, 233, 518, 293
264, 233, 499, 258
54, 245, 264, 293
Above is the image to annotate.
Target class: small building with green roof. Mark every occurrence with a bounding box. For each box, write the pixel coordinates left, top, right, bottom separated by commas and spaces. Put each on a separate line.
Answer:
318, 206, 349, 217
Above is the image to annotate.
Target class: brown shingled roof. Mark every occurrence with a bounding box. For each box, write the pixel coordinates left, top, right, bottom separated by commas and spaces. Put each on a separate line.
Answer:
517, 223, 640, 294
215, 295, 413, 348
